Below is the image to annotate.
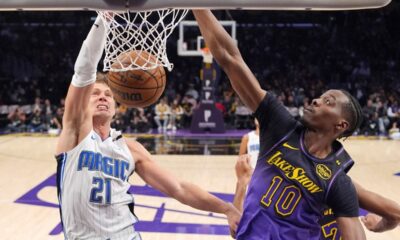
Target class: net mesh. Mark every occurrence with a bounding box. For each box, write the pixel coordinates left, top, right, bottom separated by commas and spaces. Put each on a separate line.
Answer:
97, 9, 188, 72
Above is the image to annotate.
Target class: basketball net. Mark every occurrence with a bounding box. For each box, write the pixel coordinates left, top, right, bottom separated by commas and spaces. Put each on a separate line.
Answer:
201, 47, 213, 64
97, 9, 188, 72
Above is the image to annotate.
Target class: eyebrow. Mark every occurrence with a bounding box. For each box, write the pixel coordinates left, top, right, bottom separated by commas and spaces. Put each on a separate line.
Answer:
328, 94, 336, 101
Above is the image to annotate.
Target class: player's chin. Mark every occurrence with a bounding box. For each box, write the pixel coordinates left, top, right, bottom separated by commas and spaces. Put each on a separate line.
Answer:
94, 111, 113, 119
299, 115, 312, 128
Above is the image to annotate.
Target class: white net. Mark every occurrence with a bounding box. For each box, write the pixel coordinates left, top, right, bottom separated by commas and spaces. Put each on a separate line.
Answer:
97, 9, 188, 72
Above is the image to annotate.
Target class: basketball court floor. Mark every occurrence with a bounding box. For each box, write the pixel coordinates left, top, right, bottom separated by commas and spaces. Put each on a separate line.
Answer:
0, 134, 399, 239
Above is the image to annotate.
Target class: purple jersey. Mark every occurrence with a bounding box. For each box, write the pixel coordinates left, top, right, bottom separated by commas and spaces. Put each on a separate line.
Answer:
319, 209, 342, 240
236, 94, 358, 240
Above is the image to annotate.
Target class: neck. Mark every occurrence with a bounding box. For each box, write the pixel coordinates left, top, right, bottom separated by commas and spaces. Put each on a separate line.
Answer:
303, 129, 334, 159
93, 119, 111, 141
255, 128, 260, 135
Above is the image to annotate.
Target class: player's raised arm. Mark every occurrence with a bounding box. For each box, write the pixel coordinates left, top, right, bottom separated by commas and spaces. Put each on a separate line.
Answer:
56, 16, 106, 154
193, 10, 266, 112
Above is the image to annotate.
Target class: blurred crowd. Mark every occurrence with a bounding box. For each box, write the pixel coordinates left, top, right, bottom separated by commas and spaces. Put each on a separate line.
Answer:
0, 3, 399, 139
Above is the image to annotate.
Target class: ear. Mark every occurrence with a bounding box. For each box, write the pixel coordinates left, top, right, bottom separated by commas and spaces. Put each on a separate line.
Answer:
335, 120, 349, 132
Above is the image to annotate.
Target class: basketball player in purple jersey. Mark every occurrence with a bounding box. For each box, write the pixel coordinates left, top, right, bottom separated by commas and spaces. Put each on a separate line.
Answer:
55, 14, 240, 239
194, 10, 366, 239
234, 155, 400, 239
319, 181, 400, 239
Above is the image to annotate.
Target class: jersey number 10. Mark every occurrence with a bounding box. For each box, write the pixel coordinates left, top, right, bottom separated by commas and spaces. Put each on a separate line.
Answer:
260, 176, 302, 217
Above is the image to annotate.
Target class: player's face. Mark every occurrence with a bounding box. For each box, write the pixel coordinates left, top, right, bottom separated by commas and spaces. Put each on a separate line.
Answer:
90, 83, 116, 120
301, 90, 349, 136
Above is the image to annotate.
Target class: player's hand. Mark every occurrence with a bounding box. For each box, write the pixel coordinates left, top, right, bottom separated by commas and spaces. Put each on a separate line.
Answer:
235, 154, 253, 185
224, 203, 241, 238
361, 213, 400, 232
103, 12, 115, 22
361, 213, 382, 232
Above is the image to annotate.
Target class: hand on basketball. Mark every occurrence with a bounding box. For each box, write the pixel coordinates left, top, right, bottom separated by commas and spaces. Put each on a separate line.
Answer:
224, 203, 241, 239
235, 154, 253, 185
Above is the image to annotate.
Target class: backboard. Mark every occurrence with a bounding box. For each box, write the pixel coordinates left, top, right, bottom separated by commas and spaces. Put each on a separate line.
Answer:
177, 20, 237, 57
0, 0, 392, 11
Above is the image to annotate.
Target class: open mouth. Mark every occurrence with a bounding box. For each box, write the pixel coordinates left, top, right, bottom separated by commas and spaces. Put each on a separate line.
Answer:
97, 104, 109, 110
305, 107, 314, 113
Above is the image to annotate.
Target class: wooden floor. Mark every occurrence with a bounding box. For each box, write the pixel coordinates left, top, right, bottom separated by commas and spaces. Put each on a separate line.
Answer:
0, 136, 399, 240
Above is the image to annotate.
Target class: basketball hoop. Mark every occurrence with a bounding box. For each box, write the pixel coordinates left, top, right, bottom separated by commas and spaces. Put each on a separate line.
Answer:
201, 47, 213, 64
97, 9, 188, 72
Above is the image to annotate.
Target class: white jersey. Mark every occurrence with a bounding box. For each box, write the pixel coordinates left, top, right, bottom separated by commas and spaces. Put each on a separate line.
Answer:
56, 129, 141, 240
246, 130, 260, 168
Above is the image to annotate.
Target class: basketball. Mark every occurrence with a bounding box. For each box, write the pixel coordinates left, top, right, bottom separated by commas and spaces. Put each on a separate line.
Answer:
107, 50, 166, 108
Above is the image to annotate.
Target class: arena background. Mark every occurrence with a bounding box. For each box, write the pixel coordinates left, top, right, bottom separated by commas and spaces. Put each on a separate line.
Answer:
0, 2, 399, 239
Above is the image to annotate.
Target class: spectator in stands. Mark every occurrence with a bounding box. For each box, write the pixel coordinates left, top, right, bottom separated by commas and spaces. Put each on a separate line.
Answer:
27, 108, 46, 132
362, 112, 380, 136
185, 83, 199, 101
389, 122, 400, 140
286, 95, 300, 119
154, 97, 171, 132
363, 99, 376, 121
43, 99, 56, 126
48, 107, 63, 135
32, 97, 43, 113
222, 91, 234, 127
111, 107, 127, 132
298, 97, 310, 119
6, 106, 26, 133
234, 100, 252, 129
376, 98, 390, 135
182, 94, 197, 128
130, 108, 150, 133
387, 100, 400, 127
169, 100, 184, 132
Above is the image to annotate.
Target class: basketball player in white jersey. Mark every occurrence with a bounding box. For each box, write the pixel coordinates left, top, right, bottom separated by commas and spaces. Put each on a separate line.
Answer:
238, 118, 260, 168
232, 118, 259, 212
55, 15, 240, 240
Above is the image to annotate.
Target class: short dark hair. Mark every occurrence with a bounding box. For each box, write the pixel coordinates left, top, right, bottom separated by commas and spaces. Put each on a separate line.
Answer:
339, 90, 363, 138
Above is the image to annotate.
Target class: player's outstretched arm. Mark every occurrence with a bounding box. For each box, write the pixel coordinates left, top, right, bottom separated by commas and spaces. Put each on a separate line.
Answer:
361, 213, 400, 232
336, 217, 367, 240
238, 134, 249, 155
354, 181, 400, 232
193, 10, 266, 112
233, 154, 253, 213
56, 16, 107, 154
127, 139, 241, 236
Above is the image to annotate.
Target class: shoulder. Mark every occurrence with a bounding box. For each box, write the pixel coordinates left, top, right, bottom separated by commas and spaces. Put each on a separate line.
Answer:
328, 173, 355, 198
241, 133, 250, 142
333, 142, 354, 173
125, 138, 144, 153
124, 138, 151, 163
